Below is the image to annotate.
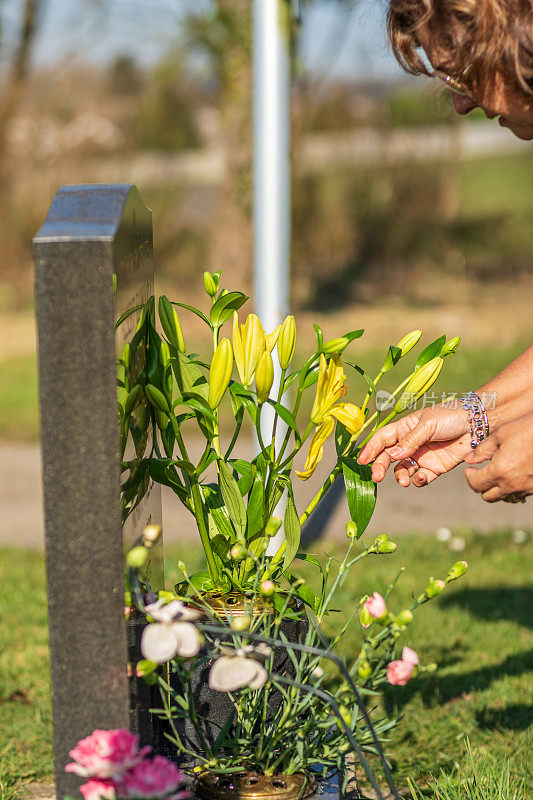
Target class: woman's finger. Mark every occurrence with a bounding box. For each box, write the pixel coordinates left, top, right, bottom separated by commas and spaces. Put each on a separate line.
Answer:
358, 422, 403, 464
481, 485, 506, 503
387, 421, 435, 461
371, 450, 394, 482
394, 458, 419, 487
465, 464, 498, 493
464, 433, 500, 464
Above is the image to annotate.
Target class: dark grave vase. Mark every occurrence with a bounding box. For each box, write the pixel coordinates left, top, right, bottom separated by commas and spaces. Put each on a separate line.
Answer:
167, 591, 309, 759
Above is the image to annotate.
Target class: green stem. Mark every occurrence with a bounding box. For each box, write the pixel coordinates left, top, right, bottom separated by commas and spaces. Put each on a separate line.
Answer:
278, 420, 314, 471
270, 367, 286, 452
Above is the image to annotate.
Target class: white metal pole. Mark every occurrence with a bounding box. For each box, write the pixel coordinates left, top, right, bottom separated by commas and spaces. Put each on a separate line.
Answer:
253, 0, 291, 552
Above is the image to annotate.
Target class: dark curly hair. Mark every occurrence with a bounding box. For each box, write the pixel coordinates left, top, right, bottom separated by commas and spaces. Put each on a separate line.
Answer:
387, 0, 533, 95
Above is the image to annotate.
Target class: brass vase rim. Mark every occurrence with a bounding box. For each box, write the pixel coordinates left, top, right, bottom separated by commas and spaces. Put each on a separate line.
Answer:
195, 770, 316, 800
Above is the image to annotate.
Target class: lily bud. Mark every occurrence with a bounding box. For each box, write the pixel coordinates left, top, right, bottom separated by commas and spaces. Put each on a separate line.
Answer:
394, 357, 443, 413
260, 580, 275, 598
124, 384, 142, 416
127, 546, 148, 569
233, 312, 266, 387
441, 336, 461, 356
446, 560, 468, 581
373, 534, 397, 554
158, 296, 185, 354
143, 524, 162, 544
425, 578, 446, 597
230, 615, 251, 632
255, 350, 274, 404
278, 315, 297, 369
159, 340, 171, 370
323, 336, 350, 355
395, 609, 413, 628
265, 517, 282, 537
145, 384, 170, 415
203, 271, 217, 298
208, 338, 233, 409
396, 330, 422, 356
122, 341, 131, 371
265, 325, 282, 353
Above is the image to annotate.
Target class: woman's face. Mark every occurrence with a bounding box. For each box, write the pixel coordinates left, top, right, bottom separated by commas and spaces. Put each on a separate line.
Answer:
419, 29, 533, 140
450, 77, 533, 141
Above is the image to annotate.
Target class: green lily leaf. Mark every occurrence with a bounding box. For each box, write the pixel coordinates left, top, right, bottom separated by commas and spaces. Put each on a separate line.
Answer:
177, 394, 217, 426
187, 571, 216, 592
416, 335, 446, 369
313, 323, 323, 351
229, 383, 258, 425
341, 457, 377, 537
341, 329, 364, 343
218, 459, 247, 542
282, 370, 299, 393
382, 344, 402, 373
284, 572, 320, 612
246, 471, 266, 540
171, 300, 211, 326
209, 291, 248, 328
344, 361, 377, 397
300, 362, 320, 390
202, 484, 236, 544
266, 400, 301, 445
114, 303, 145, 331
172, 352, 208, 400
283, 491, 301, 571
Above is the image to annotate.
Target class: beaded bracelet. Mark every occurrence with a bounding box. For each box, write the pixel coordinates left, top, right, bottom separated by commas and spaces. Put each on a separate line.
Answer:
460, 391, 490, 450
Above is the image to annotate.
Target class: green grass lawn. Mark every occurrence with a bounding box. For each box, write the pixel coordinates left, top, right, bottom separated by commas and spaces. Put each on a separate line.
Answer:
2, 530, 531, 799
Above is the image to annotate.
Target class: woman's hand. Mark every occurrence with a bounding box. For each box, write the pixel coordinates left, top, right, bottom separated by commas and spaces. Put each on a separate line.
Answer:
357, 403, 472, 487
464, 413, 533, 501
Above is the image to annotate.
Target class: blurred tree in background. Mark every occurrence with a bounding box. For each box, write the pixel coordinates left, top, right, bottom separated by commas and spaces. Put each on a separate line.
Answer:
0, 0, 532, 315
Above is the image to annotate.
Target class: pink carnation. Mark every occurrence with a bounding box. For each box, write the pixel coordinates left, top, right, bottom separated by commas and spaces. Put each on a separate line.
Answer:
386, 659, 414, 686
80, 780, 116, 800
66, 729, 151, 779
364, 592, 387, 620
402, 646, 419, 666
116, 756, 186, 800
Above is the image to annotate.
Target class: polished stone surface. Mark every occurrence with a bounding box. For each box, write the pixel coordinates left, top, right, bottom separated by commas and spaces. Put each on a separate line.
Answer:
34, 184, 162, 799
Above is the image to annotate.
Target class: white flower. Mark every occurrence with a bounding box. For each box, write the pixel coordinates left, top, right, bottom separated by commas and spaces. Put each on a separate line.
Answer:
145, 599, 201, 623
208, 643, 271, 693
449, 536, 466, 552
512, 529, 528, 544
141, 599, 201, 664
435, 527, 452, 542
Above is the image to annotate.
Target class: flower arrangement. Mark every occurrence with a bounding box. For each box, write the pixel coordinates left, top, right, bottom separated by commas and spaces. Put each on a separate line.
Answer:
114, 274, 468, 796
65, 729, 188, 800
118, 271, 460, 599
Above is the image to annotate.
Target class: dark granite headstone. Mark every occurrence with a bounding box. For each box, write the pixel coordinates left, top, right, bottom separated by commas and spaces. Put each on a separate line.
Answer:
34, 184, 163, 799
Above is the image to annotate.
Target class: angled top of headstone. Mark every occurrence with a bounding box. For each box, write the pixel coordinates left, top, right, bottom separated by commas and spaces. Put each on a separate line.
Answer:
34, 183, 143, 242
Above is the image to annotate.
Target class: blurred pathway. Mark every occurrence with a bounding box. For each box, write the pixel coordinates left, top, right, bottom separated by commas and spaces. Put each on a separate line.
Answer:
1, 441, 530, 550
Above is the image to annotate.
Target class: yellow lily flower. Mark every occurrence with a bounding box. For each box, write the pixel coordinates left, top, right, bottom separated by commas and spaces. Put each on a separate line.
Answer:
296, 417, 335, 481
310, 354, 347, 425
329, 402, 365, 435
265, 324, 281, 353
233, 312, 266, 387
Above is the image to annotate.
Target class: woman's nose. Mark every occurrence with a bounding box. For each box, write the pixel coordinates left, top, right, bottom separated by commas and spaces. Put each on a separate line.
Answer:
450, 90, 477, 115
